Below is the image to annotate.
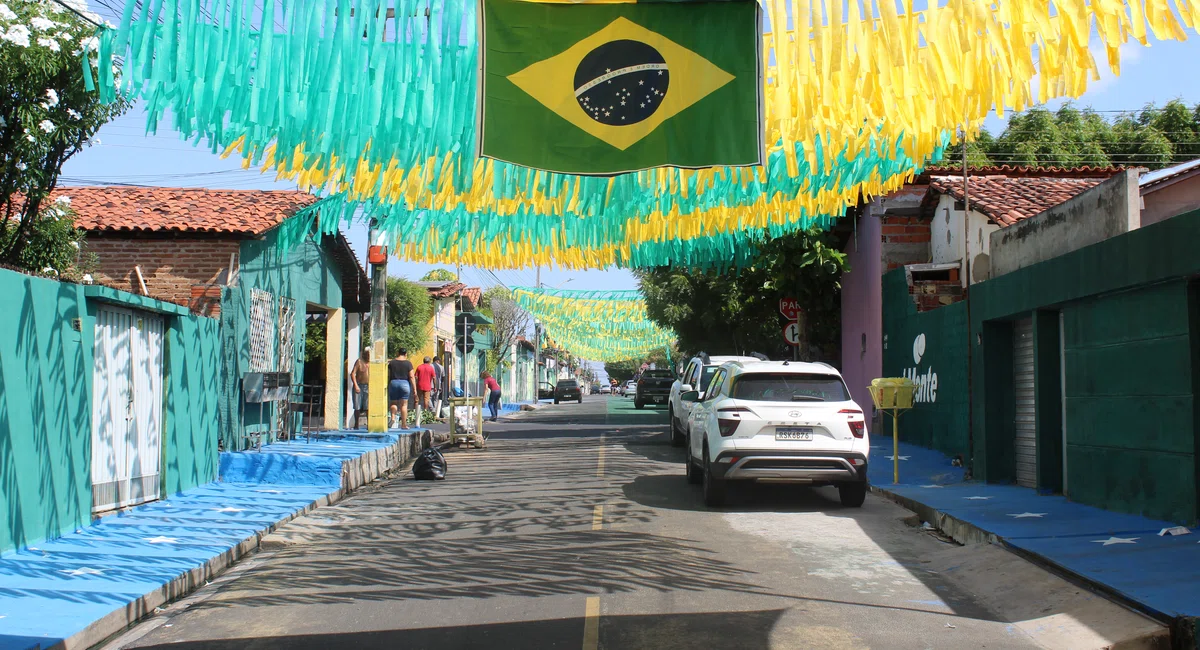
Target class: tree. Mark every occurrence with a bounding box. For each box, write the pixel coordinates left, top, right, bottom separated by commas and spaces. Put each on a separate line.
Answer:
1, 0, 128, 273
420, 268, 458, 282
638, 225, 848, 361
479, 285, 529, 367
386, 277, 433, 354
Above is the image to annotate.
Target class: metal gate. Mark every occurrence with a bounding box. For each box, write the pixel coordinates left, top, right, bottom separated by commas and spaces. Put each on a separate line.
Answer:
1013, 317, 1037, 488
92, 306, 165, 512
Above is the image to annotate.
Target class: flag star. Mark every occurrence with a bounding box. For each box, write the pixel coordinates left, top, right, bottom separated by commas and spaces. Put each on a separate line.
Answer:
963, 496, 993, 500
1092, 536, 1138, 546
640, 103, 645, 108
620, 101, 625, 106
638, 80, 644, 85
658, 70, 663, 75
60, 567, 104, 577
621, 116, 626, 120
605, 68, 611, 73
1008, 512, 1047, 518
145, 536, 180, 544
212, 507, 244, 513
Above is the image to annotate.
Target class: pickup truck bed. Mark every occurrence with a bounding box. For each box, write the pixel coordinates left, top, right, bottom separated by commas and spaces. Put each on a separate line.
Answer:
635, 371, 674, 408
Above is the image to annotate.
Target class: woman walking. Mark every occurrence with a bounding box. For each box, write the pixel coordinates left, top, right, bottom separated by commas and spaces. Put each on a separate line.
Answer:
481, 371, 501, 422
388, 348, 415, 429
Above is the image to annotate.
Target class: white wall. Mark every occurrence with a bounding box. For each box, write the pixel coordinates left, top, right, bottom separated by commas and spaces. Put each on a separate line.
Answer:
928, 194, 1000, 285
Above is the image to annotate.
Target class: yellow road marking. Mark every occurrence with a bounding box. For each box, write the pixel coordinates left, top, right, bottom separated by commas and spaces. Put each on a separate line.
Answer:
596, 433, 606, 478
592, 505, 603, 530
582, 596, 600, 650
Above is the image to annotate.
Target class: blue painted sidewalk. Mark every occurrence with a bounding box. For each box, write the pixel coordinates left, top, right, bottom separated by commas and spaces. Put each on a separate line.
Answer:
0, 432, 412, 650
868, 441, 1200, 626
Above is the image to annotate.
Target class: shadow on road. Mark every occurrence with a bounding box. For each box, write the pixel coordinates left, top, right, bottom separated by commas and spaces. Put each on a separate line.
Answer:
129, 610, 789, 650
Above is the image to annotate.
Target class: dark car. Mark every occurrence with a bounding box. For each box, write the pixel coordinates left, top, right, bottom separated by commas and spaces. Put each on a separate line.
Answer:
538, 382, 556, 401
554, 379, 583, 404
635, 369, 675, 409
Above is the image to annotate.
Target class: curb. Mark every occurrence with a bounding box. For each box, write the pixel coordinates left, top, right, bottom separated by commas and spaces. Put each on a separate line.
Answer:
56, 432, 435, 650
870, 484, 1185, 650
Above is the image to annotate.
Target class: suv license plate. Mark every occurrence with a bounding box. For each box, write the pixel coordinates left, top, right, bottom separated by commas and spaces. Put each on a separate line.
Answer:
776, 427, 814, 441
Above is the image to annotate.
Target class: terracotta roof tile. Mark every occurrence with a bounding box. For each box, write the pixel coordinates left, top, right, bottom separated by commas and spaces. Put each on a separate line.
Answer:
461, 287, 482, 310
926, 174, 1111, 227
423, 281, 467, 299
53, 186, 319, 236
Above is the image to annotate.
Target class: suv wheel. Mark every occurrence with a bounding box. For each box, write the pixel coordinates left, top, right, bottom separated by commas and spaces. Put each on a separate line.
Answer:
685, 434, 702, 484
669, 409, 684, 446
838, 482, 867, 508
702, 446, 726, 507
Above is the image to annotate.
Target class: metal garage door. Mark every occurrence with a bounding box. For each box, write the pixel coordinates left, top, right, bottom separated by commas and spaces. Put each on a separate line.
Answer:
92, 306, 165, 512
1013, 317, 1037, 488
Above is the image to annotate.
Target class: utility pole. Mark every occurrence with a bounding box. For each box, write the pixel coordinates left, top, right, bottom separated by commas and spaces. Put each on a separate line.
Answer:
367, 221, 388, 432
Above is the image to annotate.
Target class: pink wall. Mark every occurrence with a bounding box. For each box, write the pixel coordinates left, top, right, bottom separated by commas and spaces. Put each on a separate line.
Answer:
840, 207, 883, 415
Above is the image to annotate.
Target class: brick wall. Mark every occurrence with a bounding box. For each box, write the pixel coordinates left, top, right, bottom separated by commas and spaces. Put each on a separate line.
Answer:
881, 215, 932, 270
87, 237, 239, 313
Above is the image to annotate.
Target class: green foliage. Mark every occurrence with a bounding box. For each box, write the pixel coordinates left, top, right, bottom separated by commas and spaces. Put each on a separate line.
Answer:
304, 318, 327, 365
1, 0, 128, 273
966, 101, 1200, 170
4, 200, 94, 281
603, 345, 680, 382
638, 226, 848, 361
386, 277, 434, 354
420, 268, 458, 281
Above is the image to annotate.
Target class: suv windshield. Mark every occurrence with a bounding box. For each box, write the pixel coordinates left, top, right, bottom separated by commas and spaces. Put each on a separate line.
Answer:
730, 373, 850, 402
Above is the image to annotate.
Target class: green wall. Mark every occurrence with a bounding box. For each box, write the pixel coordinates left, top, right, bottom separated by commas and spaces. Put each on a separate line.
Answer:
969, 208, 1200, 524
881, 269, 971, 460
0, 269, 221, 554
219, 228, 346, 450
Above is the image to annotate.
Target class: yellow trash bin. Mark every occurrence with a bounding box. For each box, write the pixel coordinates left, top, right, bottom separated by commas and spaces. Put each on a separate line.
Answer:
868, 378, 916, 484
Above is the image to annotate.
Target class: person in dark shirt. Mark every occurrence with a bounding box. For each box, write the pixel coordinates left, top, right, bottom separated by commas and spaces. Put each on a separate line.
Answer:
388, 348, 415, 429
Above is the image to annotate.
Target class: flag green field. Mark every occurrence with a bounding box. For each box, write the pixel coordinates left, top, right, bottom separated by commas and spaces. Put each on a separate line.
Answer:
479, 0, 763, 174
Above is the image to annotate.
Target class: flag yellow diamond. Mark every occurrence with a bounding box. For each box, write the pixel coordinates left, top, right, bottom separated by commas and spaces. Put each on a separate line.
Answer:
506, 17, 735, 151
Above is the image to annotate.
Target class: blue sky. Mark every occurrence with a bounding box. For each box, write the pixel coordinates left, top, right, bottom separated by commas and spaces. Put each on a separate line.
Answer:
62, 2, 1200, 293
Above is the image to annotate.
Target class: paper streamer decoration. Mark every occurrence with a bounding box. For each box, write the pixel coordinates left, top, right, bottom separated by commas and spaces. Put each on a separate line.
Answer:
92, 0, 1195, 269
513, 287, 674, 361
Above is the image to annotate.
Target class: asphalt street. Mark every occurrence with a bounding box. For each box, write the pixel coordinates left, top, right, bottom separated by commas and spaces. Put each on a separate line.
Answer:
105, 397, 1157, 650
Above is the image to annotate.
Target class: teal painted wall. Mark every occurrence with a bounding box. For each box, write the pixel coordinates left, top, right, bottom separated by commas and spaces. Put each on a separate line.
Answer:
0, 269, 92, 555
970, 208, 1200, 524
0, 267, 220, 554
881, 270, 970, 460
220, 229, 346, 450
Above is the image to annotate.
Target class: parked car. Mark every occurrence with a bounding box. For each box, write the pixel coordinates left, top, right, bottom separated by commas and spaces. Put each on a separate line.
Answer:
668, 354, 760, 446
538, 382, 555, 400
682, 360, 869, 508
599, 385, 612, 394
624, 380, 637, 398
554, 379, 583, 404
635, 369, 675, 409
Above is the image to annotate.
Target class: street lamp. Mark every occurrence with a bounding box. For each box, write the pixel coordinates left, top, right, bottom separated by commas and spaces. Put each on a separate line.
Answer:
554, 278, 575, 289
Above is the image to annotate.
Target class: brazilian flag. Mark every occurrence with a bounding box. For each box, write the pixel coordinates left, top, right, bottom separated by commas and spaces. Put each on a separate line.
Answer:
478, 0, 763, 175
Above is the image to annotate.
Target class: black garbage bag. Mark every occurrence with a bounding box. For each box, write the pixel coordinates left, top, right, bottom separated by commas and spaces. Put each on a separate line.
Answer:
412, 447, 448, 480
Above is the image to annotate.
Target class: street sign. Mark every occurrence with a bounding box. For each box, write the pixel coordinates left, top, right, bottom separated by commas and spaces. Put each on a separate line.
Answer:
779, 297, 801, 321
783, 321, 801, 346
455, 335, 474, 354
455, 313, 476, 337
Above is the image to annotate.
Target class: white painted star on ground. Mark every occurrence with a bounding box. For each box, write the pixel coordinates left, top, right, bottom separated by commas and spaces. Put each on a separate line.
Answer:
885, 455, 910, 461
1092, 536, 1138, 546
60, 567, 104, 577
963, 496, 993, 500
1008, 512, 1047, 518
212, 507, 244, 513
144, 536, 180, 544
919, 484, 944, 489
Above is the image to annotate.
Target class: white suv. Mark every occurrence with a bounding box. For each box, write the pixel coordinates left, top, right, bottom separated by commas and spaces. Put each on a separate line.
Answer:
682, 360, 870, 508
668, 354, 760, 446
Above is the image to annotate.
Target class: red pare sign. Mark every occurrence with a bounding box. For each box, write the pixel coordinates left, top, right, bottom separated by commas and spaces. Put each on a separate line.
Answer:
779, 297, 801, 320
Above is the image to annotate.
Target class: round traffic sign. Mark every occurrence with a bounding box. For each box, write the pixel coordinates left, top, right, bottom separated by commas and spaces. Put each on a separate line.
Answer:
783, 321, 801, 346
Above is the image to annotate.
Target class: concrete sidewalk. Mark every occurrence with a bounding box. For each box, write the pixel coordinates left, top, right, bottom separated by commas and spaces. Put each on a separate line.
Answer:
868, 440, 1199, 646
0, 429, 433, 650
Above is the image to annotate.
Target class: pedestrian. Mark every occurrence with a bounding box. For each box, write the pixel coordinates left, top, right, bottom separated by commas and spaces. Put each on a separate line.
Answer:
481, 371, 501, 422
415, 356, 437, 416
432, 355, 445, 417
351, 348, 370, 429
388, 348, 415, 429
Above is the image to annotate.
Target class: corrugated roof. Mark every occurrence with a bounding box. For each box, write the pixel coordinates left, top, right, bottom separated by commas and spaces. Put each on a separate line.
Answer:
55, 186, 319, 236
1140, 158, 1200, 189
